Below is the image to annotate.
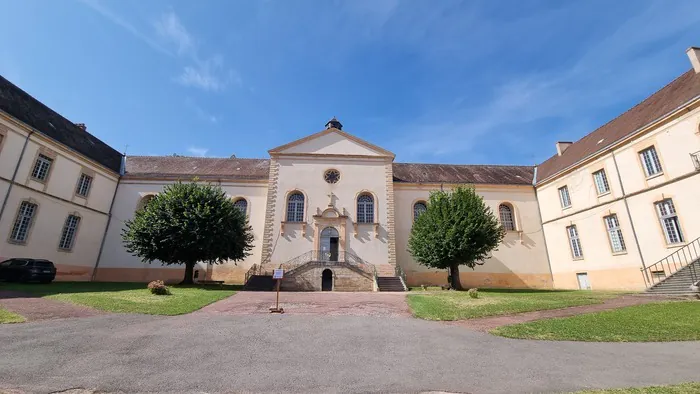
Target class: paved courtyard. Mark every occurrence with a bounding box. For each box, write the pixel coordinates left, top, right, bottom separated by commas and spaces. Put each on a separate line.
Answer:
1, 304, 699, 393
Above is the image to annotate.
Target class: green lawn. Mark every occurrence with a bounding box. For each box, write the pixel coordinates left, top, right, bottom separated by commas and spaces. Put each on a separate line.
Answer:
0, 282, 240, 315
406, 289, 621, 320
572, 382, 700, 393
0, 307, 25, 323
492, 301, 700, 342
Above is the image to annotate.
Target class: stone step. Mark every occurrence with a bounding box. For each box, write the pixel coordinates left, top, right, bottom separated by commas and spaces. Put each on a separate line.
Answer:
244, 275, 275, 291
377, 276, 406, 292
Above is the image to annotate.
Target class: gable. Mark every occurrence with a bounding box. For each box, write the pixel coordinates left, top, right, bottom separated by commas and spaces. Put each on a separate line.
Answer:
269, 128, 394, 158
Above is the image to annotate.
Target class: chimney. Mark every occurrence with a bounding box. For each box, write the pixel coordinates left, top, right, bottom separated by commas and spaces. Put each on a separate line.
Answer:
75, 123, 87, 131
556, 141, 573, 156
687, 47, 700, 73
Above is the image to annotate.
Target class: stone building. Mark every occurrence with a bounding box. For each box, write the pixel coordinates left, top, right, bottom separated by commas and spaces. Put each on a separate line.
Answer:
1, 47, 700, 291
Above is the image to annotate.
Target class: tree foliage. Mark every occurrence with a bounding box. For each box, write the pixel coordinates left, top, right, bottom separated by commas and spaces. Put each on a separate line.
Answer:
407, 186, 505, 290
122, 181, 254, 284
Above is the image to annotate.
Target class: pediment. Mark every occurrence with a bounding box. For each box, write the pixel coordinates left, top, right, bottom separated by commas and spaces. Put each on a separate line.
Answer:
269, 128, 394, 158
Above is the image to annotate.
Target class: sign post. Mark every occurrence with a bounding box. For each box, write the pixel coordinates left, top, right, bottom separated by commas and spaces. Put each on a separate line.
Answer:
270, 269, 284, 314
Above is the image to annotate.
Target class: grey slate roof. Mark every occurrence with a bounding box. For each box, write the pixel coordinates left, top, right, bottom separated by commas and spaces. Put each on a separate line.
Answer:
125, 156, 534, 185
0, 76, 123, 173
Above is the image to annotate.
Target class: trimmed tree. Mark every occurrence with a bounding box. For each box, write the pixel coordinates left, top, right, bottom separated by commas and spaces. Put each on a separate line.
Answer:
122, 181, 254, 285
407, 186, 505, 290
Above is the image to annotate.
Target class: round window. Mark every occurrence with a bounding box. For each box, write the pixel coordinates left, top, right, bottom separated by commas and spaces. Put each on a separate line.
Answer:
324, 169, 340, 184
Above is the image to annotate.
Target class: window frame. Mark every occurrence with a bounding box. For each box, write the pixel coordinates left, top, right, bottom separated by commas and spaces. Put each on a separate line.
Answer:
639, 146, 663, 178
75, 173, 93, 198
8, 200, 38, 245
655, 199, 684, 245
566, 225, 584, 260
498, 203, 516, 231
558, 185, 572, 209
592, 169, 610, 196
356, 194, 374, 224
233, 198, 248, 217
58, 214, 81, 251
413, 201, 427, 223
286, 192, 305, 223
603, 214, 626, 254
0, 129, 6, 155
30, 153, 54, 183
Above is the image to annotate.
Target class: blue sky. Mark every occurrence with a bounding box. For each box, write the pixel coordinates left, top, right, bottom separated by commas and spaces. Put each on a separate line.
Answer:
1, 0, 699, 165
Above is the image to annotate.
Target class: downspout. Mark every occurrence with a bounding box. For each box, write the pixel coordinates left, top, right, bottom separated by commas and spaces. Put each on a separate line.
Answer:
532, 166, 555, 287
0, 131, 33, 224
611, 151, 646, 275
91, 154, 125, 281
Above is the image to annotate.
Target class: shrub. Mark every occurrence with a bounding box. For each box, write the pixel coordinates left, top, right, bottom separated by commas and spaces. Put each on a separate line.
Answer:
147, 280, 171, 295
468, 288, 479, 299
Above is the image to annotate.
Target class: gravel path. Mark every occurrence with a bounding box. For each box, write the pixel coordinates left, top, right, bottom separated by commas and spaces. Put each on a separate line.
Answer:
0, 290, 104, 321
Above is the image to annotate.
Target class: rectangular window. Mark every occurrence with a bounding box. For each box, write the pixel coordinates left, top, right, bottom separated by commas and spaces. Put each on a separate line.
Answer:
639, 146, 663, 177
567, 225, 583, 259
31, 154, 53, 181
75, 173, 93, 197
10, 201, 37, 243
655, 199, 684, 244
58, 215, 81, 250
592, 169, 610, 195
558, 186, 571, 208
604, 214, 626, 253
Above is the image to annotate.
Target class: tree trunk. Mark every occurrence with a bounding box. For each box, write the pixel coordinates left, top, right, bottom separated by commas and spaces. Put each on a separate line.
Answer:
450, 263, 463, 290
180, 262, 195, 285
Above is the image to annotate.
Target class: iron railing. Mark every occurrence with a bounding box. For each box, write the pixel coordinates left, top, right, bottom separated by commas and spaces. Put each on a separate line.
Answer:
279, 250, 376, 278
395, 264, 407, 286
641, 236, 700, 288
691, 151, 700, 171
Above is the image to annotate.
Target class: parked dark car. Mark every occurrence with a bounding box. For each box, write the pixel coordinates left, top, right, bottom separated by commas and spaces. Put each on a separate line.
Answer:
0, 258, 56, 283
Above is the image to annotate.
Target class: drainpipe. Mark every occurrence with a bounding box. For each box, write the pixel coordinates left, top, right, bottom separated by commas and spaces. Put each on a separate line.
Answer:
611, 151, 647, 277
532, 166, 555, 287
91, 155, 124, 281
0, 131, 33, 224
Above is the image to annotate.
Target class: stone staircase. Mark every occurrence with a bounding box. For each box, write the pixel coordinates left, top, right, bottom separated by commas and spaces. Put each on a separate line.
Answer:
376, 264, 407, 292
646, 259, 700, 296
243, 275, 275, 291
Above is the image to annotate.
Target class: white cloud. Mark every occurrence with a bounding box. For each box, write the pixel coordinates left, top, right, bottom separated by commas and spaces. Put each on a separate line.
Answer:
187, 146, 209, 157
154, 10, 194, 56
177, 55, 237, 92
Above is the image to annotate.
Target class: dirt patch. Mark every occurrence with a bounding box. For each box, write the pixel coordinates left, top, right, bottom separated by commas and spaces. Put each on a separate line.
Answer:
195, 291, 411, 317
0, 291, 104, 321
445, 294, 674, 331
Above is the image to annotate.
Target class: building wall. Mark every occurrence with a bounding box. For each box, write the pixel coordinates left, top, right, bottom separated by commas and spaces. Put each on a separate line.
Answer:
537, 105, 700, 290
96, 179, 268, 283
268, 156, 391, 268
394, 183, 552, 289
0, 114, 120, 280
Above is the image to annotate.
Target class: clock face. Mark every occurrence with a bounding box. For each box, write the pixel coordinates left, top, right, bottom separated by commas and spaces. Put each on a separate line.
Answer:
324, 169, 341, 184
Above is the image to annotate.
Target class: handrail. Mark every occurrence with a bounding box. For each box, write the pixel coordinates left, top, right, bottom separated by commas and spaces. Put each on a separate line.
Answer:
641, 236, 700, 288
395, 264, 407, 286
278, 250, 376, 277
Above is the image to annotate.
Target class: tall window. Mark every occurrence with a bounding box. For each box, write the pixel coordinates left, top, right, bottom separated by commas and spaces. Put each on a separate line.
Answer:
567, 225, 583, 259
10, 201, 37, 243
604, 214, 626, 253
639, 146, 663, 177
59, 215, 81, 250
592, 169, 610, 195
499, 204, 515, 231
233, 198, 248, 215
75, 173, 93, 197
655, 199, 684, 244
357, 194, 374, 224
31, 154, 53, 181
558, 186, 571, 208
413, 202, 427, 222
286, 192, 305, 222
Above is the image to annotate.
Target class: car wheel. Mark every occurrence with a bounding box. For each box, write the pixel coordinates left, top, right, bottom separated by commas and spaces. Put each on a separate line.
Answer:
39, 279, 52, 284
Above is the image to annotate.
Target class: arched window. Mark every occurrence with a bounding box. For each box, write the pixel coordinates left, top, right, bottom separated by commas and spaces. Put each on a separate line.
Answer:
136, 195, 155, 212
413, 202, 427, 222
233, 198, 248, 215
286, 192, 305, 222
499, 203, 516, 231
357, 194, 374, 223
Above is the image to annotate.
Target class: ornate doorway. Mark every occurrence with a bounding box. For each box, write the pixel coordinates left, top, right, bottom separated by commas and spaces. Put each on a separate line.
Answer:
320, 227, 339, 261
322, 269, 333, 291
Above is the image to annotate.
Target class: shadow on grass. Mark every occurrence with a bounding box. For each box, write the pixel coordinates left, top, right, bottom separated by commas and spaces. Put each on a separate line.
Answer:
0, 281, 243, 298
